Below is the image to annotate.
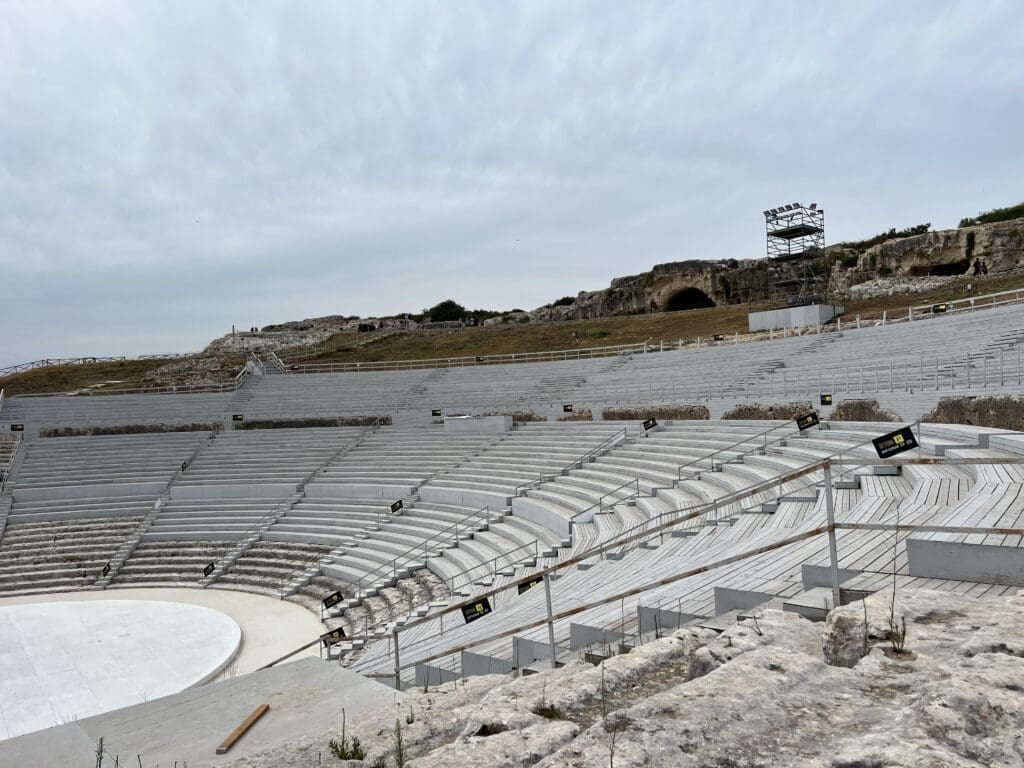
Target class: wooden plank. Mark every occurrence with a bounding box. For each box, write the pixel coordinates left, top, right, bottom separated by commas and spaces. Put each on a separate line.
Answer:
216, 703, 270, 755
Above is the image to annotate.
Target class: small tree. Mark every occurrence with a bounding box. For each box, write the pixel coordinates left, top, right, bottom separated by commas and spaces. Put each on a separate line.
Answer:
426, 300, 467, 322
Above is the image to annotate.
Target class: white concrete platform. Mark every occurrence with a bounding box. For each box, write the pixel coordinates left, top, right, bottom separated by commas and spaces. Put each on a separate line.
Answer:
0, 657, 399, 768
0, 587, 326, 676
0, 600, 240, 740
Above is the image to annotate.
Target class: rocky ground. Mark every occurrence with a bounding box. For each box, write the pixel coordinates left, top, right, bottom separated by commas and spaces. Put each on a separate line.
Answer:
220, 588, 1024, 767
846, 275, 956, 300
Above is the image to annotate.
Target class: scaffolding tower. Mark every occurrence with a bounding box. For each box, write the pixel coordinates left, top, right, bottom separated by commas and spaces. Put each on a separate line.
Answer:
764, 202, 824, 259
763, 202, 827, 305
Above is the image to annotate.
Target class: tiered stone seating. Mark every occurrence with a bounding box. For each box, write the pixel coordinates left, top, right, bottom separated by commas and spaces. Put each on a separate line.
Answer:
215, 540, 330, 594
111, 428, 363, 585
0, 516, 142, 595
350, 421, 1024, 684
111, 540, 235, 586
11, 432, 206, 504
425, 422, 631, 511
233, 302, 1024, 425
0, 392, 231, 431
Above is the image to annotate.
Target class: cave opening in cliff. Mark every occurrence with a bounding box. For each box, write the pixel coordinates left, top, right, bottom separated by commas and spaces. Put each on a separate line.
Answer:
665, 287, 716, 312
907, 259, 970, 277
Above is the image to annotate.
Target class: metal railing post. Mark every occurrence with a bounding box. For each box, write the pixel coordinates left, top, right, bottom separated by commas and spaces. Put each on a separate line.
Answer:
392, 629, 402, 690
823, 462, 841, 610
543, 575, 557, 669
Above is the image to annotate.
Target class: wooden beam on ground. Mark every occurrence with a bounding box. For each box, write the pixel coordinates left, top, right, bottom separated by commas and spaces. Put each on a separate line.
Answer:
215, 703, 270, 755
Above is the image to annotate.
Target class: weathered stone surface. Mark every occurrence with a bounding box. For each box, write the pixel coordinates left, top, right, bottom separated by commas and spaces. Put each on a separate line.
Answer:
922, 394, 1024, 431
601, 405, 710, 421
39, 422, 218, 437
233, 415, 391, 429
721, 401, 813, 420
557, 408, 593, 422
828, 398, 900, 422
523, 217, 1024, 321
223, 591, 1024, 768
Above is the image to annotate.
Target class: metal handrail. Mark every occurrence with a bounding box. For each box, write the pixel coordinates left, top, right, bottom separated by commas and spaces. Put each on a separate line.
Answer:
353, 505, 494, 595
676, 421, 794, 482
0, 433, 22, 493
605, 428, 892, 548
443, 540, 540, 594
287, 342, 650, 373
0, 354, 193, 379
570, 476, 641, 526
11, 383, 234, 398
201, 494, 300, 584
514, 428, 629, 497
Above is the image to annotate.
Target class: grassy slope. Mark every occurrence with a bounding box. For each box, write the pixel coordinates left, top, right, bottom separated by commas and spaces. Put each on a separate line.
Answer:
0, 359, 174, 396
309, 271, 1024, 364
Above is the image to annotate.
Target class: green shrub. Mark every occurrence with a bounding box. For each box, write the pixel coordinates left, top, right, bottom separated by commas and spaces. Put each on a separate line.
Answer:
841, 254, 859, 269
551, 295, 576, 307
959, 201, 1024, 227
878, 266, 893, 277
840, 223, 930, 253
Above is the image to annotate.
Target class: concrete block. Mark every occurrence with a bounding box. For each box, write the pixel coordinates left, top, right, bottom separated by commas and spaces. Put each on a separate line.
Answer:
414, 663, 460, 687
511, 496, 571, 539
461, 651, 514, 677
713, 587, 773, 615
907, 539, 1024, 586
569, 622, 628, 651
512, 636, 554, 668
637, 606, 699, 636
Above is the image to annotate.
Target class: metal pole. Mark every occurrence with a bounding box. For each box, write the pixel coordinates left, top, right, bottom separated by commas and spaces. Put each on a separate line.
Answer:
543, 575, 557, 669
392, 629, 402, 690
823, 462, 841, 610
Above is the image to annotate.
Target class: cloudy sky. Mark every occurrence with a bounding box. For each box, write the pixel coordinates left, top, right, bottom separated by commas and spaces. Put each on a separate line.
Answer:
1, 1, 1022, 365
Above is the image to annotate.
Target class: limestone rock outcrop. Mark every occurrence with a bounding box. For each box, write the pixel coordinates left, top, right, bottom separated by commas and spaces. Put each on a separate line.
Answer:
527, 217, 1024, 321
222, 589, 1024, 768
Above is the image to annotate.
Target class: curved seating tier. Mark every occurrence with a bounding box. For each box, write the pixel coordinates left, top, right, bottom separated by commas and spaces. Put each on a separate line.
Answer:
0, 516, 143, 595
110, 540, 235, 586
348, 421, 1024, 683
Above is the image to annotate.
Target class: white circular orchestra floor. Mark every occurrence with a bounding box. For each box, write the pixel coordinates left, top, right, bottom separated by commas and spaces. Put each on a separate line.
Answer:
0, 589, 324, 741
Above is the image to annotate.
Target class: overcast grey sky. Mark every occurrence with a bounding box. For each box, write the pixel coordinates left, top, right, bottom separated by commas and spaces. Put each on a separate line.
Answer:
1, 1, 1022, 366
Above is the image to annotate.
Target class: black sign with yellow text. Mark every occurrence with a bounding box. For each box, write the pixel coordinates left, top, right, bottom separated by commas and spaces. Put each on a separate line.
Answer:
321, 627, 346, 647
517, 576, 544, 595
795, 412, 820, 431
872, 426, 918, 459
462, 597, 493, 623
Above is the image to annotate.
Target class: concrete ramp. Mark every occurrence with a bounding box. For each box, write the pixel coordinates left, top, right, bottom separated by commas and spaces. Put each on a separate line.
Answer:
0, 658, 399, 768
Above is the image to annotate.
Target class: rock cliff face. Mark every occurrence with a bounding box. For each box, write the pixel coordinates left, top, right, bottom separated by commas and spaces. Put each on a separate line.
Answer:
530, 217, 1024, 321
828, 217, 1024, 296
